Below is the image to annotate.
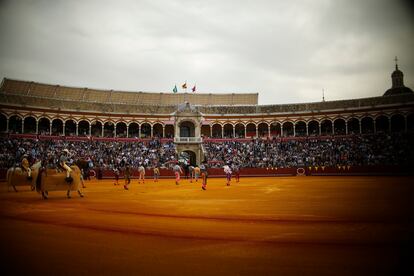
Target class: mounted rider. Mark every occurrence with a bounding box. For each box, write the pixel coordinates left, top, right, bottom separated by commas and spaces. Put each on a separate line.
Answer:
60, 149, 73, 183
21, 154, 32, 180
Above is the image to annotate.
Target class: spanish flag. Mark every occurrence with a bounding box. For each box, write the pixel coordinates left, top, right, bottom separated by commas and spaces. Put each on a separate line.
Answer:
182, 82, 187, 89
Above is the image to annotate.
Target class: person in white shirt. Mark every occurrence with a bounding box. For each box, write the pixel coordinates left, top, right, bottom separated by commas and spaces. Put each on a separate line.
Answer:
223, 163, 232, 186
173, 164, 183, 185
138, 164, 145, 184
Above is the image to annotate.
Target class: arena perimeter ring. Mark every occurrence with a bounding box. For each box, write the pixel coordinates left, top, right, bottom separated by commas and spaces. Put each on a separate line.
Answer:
0, 176, 412, 276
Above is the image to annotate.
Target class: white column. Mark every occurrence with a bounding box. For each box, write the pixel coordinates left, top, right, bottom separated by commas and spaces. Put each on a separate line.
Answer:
306, 122, 309, 136
76, 123, 79, 136
150, 125, 153, 138
101, 124, 104, 137
267, 124, 271, 138
233, 125, 236, 138
293, 123, 296, 137
63, 122, 65, 136
345, 121, 348, 135
21, 119, 24, 134
49, 122, 52, 135
89, 124, 92, 136
221, 126, 224, 138
162, 126, 165, 138
138, 125, 141, 138
332, 121, 335, 135
126, 125, 129, 138
36, 120, 39, 134
210, 126, 212, 138
244, 125, 247, 138
318, 122, 321, 135
255, 125, 258, 138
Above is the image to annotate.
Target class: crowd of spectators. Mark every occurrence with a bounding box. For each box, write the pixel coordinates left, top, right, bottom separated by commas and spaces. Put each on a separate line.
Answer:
203, 133, 414, 168
0, 138, 177, 170
1, 132, 413, 171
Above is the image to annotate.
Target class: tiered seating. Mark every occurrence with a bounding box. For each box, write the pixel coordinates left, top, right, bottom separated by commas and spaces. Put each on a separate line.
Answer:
82, 89, 107, 102
57, 86, 84, 101
30, 83, 56, 98
203, 133, 414, 168
0, 79, 31, 95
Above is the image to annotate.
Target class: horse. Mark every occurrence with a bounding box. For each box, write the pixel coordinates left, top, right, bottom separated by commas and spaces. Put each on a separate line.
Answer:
36, 164, 84, 199
6, 161, 42, 192
75, 158, 90, 185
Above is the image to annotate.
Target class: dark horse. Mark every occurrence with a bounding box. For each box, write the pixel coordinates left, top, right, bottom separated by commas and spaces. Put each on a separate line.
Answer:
75, 159, 90, 178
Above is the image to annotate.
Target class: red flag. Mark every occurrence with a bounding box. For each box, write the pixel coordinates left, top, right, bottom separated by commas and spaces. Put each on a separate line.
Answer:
192, 84, 196, 92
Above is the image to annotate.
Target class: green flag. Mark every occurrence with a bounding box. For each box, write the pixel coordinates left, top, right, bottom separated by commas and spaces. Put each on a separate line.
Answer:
173, 85, 178, 93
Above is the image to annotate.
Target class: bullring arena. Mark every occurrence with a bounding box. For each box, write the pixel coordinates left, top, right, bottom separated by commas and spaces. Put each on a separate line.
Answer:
0, 64, 413, 275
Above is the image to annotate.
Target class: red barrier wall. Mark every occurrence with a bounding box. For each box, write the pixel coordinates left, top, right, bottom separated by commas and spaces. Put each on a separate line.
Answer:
0, 165, 411, 181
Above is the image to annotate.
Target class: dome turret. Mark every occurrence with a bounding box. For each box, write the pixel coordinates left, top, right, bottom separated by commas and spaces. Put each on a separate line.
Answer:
383, 57, 413, 96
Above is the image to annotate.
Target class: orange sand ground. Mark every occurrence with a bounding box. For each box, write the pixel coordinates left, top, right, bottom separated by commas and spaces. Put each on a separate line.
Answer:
0, 176, 413, 276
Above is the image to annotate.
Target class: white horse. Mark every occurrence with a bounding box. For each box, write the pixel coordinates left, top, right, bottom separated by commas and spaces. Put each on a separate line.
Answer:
6, 161, 42, 192
36, 165, 84, 199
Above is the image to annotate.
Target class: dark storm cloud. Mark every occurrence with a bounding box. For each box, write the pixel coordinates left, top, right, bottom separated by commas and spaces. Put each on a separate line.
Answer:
0, 0, 413, 104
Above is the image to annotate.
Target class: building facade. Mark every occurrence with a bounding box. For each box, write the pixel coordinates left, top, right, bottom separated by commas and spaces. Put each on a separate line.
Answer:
1, 65, 413, 164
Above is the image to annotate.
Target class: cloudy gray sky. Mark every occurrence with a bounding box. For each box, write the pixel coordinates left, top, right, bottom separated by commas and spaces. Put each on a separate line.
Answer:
0, 0, 413, 104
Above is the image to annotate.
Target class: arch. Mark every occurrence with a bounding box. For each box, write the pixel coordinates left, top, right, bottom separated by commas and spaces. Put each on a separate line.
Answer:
212, 123, 222, 138
128, 122, 139, 138
201, 124, 210, 138
0, 113, 7, 132
179, 121, 195, 137
308, 120, 319, 136
78, 120, 90, 136
246, 123, 256, 138
9, 115, 22, 134
52, 118, 63, 135
257, 122, 269, 137
375, 115, 389, 133
320, 119, 332, 135
391, 114, 405, 133
223, 123, 233, 138
334, 118, 346, 135
282, 121, 294, 137
104, 121, 115, 137
141, 122, 151, 138
91, 121, 103, 137
181, 150, 197, 166
24, 116, 36, 134
295, 121, 306, 137
153, 123, 163, 138
235, 123, 245, 138
165, 124, 174, 138
347, 118, 359, 134
407, 113, 414, 132
65, 119, 76, 136
38, 117, 50, 135
361, 117, 374, 134
116, 122, 127, 137
270, 122, 281, 137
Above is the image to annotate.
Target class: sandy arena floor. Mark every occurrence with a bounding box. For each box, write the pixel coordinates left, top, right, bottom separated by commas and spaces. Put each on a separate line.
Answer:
0, 176, 413, 276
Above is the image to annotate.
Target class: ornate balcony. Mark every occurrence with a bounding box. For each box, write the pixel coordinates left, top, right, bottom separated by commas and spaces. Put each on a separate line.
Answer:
174, 137, 202, 143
